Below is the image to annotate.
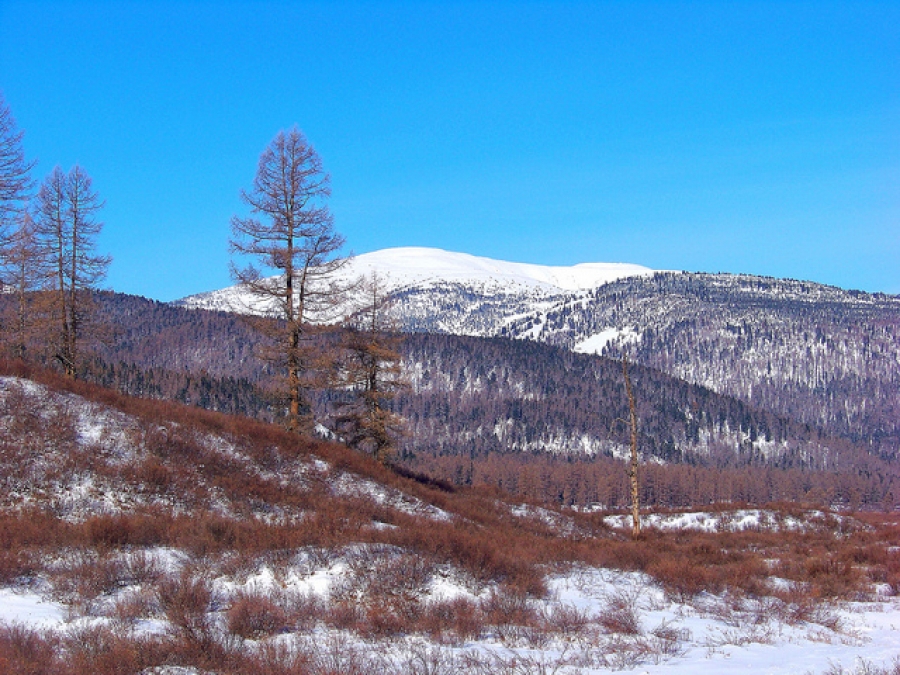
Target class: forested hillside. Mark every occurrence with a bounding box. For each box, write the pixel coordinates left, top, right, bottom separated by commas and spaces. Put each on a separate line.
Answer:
52, 292, 898, 509
500, 273, 900, 455
177, 257, 900, 461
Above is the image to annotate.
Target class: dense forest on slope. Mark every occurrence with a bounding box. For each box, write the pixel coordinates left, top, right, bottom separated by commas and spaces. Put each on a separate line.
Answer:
395, 333, 842, 468
34, 292, 890, 509
498, 273, 900, 455
83, 294, 845, 463
390, 334, 896, 509
173, 269, 900, 460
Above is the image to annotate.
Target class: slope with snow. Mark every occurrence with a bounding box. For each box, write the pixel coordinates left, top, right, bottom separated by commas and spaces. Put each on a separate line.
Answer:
3, 371, 900, 674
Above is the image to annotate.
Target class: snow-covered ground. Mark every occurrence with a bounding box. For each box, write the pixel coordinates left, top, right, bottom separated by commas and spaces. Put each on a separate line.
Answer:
3, 373, 898, 674
1, 564, 898, 674
603, 509, 831, 533
574, 326, 642, 355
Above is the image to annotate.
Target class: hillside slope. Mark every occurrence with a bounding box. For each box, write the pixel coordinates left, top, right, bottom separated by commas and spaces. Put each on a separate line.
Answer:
2, 365, 900, 675
505, 273, 900, 452
176, 249, 900, 454
75, 293, 899, 509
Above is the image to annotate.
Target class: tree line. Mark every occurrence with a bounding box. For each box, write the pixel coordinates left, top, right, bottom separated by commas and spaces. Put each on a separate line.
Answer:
0, 93, 111, 378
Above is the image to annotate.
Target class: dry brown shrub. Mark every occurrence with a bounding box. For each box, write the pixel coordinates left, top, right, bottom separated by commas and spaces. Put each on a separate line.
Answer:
646, 556, 714, 602
63, 624, 163, 675
134, 456, 173, 494
157, 571, 214, 641
385, 518, 547, 597
0, 623, 61, 675
237, 640, 314, 675
0, 549, 31, 584
85, 516, 136, 549
650, 619, 690, 658
481, 587, 538, 644
283, 591, 325, 632
326, 599, 364, 631
304, 632, 374, 675
358, 601, 418, 639
50, 551, 133, 613
0, 510, 65, 549
772, 546, 865, 600
543, 601, 591, 638
804, 556, 861, 598
110, 586, 159, 626
226, 589, 289, 639
596, 590, 642, 635
421, 596, 485, 644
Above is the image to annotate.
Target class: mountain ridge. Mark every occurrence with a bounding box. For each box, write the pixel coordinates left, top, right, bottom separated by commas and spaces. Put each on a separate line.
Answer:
171, 249, 900, 460
176, 246, 657, 316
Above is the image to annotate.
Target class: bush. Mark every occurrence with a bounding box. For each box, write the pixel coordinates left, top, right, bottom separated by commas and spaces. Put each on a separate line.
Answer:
227, 590, 289, 639
422, 596, 485, 644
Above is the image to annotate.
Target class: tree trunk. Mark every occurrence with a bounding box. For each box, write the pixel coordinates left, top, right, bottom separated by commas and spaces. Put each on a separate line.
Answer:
623, 354, 641, 538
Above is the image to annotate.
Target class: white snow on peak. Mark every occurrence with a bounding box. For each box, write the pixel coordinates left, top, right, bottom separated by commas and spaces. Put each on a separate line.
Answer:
177, 246, 655, 323
344, 247, 654, 293
178, 247, 656, 314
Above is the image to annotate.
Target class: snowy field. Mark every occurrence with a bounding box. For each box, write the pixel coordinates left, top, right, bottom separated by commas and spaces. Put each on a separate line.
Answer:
1, 562, 898, 674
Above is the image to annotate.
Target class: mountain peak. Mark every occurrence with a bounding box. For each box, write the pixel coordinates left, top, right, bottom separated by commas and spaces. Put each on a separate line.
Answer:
176, 247, 656, 315
347, 247, 655, 293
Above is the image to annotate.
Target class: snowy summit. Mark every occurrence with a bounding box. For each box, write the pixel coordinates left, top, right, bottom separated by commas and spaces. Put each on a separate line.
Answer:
177, 247, 655, 316
343, 247, 655, 293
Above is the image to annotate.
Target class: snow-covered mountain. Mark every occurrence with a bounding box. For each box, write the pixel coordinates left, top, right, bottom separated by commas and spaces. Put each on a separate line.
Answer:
342, 247, 656, 292
174, 250, 900, 456
175, 247, 656, 323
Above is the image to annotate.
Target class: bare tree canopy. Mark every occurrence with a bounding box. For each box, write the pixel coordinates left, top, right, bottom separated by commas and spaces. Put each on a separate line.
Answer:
230, 127, 350, 431
34, 165, 111, 377
333, 272, 405, 463
2, 211, 45, 358
0, 92, 34, 230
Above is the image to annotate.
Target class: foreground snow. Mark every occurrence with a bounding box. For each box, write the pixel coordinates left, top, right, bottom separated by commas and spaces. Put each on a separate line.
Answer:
2, 564, 898, 674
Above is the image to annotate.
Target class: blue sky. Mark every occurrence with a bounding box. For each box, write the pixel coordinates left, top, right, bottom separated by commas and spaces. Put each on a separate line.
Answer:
1, 0, 897, 300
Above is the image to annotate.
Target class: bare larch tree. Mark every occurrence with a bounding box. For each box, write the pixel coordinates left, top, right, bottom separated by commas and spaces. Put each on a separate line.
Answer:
0, 93, 37, 354
230, 127, 349, 432
34, 165, 110, 378
0, 92, 34, 238
622, 354, 641, 538
4, 212, 46, 358
333, 272, 405, 463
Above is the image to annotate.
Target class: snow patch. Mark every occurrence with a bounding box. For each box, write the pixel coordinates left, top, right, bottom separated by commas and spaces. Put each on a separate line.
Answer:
574, 326, 641, 355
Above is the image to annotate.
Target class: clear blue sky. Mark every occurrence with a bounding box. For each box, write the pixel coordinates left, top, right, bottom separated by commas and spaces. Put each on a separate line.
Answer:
1, 0, 897, 300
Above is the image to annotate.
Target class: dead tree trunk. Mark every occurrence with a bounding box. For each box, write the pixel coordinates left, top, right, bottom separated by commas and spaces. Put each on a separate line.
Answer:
623, 354, 641, 538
